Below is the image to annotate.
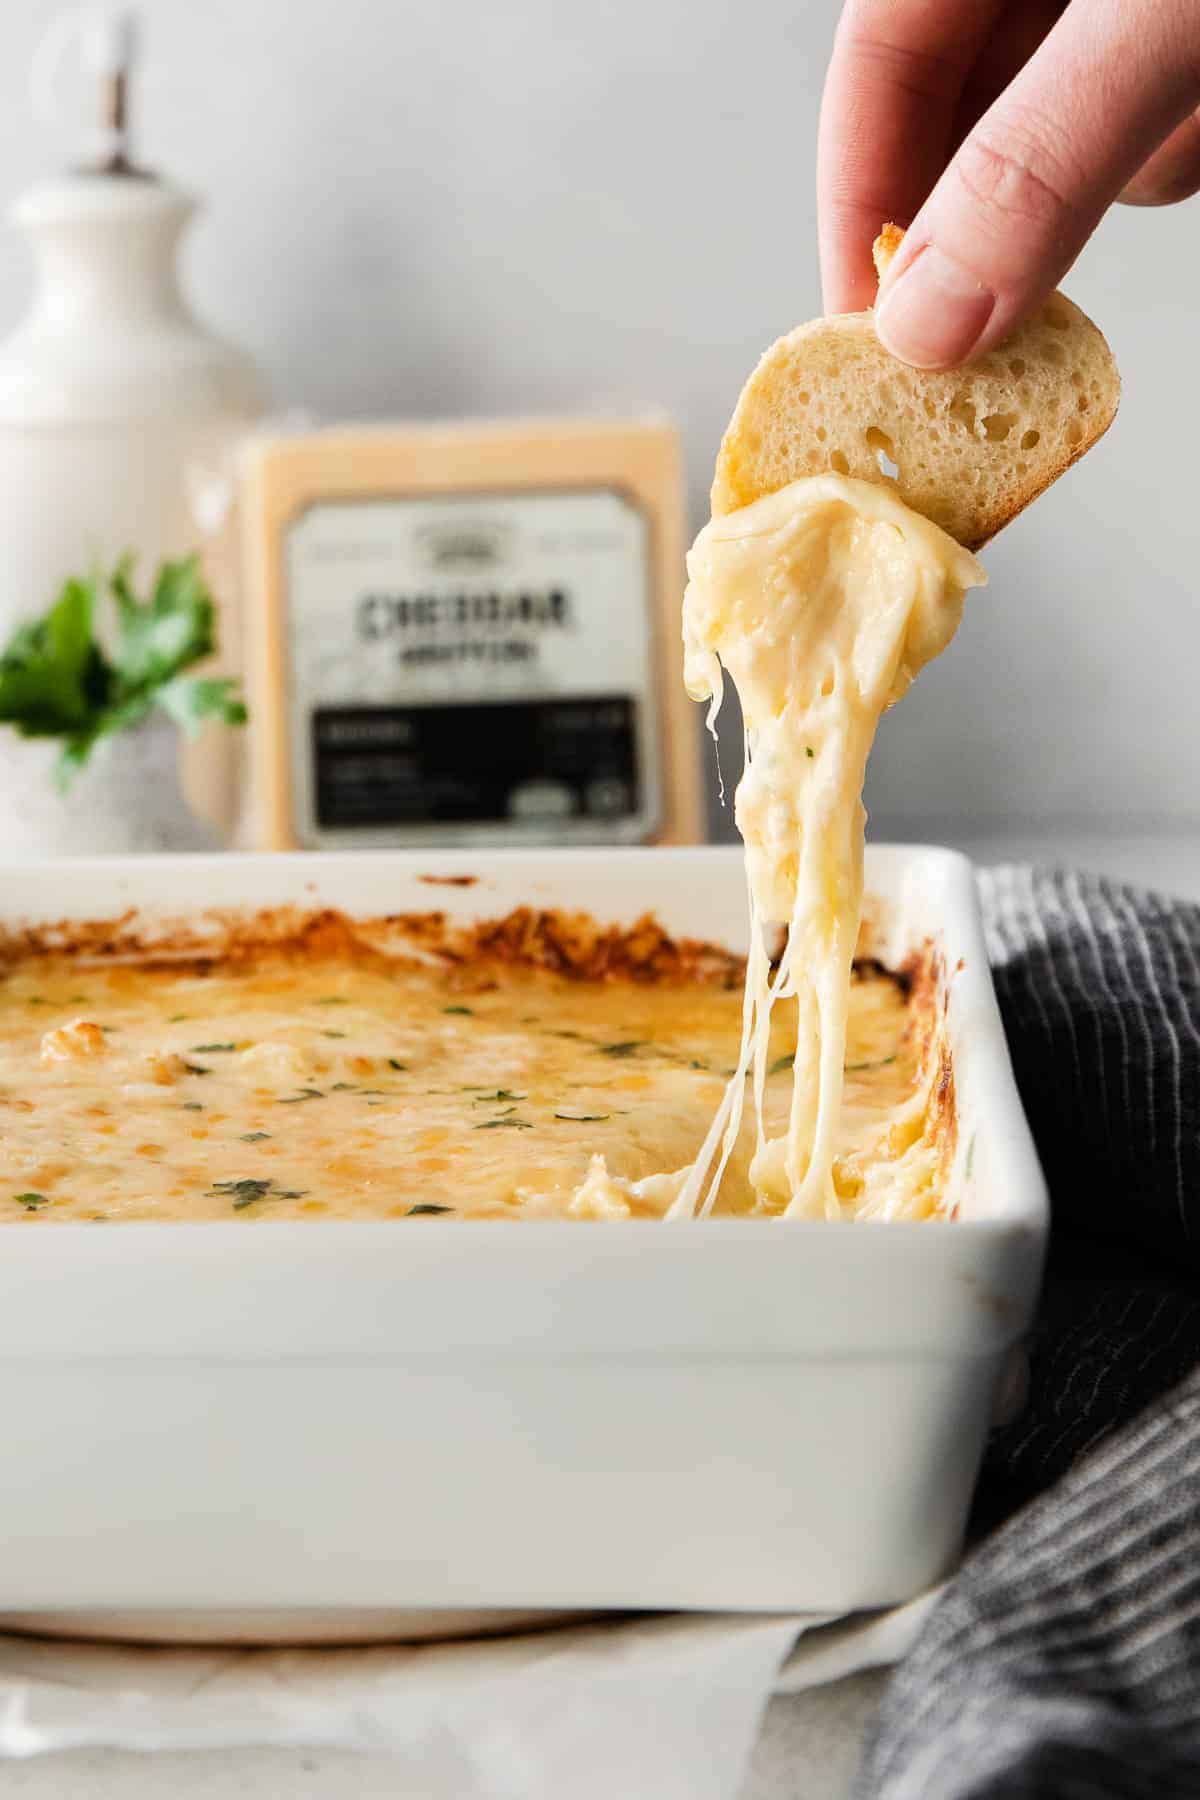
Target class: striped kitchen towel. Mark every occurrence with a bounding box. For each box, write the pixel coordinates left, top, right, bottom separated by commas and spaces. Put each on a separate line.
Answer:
859, 865, 1200, 1800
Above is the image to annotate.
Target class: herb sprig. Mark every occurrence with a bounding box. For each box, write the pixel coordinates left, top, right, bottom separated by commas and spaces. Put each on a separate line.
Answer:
0, 556, 246, 786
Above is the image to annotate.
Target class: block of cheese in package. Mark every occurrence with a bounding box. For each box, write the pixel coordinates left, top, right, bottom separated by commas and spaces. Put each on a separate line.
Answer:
239, 419, 702, 850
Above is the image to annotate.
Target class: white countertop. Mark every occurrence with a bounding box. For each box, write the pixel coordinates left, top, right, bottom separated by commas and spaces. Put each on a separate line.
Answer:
0, 1668, 891, 1799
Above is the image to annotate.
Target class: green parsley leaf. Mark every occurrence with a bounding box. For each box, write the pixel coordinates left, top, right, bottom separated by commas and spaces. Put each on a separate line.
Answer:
442, 1005, 473, 1016
406, 1203, 454, 1216
240, 1131, 271, 1143
0, 579, 104, 740
213, 1177, 272, 1210
276, 1087, 324, 1104
191, 1042, 235, 1054
599, 1040, 643, 1058
155, 674, 246, 738
473, 1117, 533, 1130
767, 1055, 794, 1076
13, 1191, 47, 1210
111, 554, 211, 690
553, 1111, 611, 1122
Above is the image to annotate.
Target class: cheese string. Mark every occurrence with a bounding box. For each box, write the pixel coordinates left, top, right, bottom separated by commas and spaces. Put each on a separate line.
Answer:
669, 474, 985, 1222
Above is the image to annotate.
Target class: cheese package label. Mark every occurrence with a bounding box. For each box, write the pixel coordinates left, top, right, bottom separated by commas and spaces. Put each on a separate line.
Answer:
241, 421, 701, 849
289, 489, 658, 841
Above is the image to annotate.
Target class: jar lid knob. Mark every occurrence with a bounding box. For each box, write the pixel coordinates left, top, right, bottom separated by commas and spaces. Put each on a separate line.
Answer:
31, 7, 146, 176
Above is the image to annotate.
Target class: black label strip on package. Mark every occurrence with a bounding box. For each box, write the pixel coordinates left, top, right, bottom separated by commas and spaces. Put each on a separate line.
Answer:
312, 697, 642, 830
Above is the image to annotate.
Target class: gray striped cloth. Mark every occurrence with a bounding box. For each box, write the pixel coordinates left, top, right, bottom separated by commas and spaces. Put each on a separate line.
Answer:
859, 865, 1200, 1799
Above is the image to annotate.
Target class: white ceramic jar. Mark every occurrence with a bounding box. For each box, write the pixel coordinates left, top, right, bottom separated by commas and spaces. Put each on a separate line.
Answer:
0, 168, 264, 852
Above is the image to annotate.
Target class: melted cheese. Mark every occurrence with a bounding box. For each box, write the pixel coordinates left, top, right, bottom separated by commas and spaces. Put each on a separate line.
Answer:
0, 949, 936, 1222
668, 473, 985, 1221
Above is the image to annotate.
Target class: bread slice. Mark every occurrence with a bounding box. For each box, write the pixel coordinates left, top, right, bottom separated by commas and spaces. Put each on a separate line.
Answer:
712, 224, 1120, 549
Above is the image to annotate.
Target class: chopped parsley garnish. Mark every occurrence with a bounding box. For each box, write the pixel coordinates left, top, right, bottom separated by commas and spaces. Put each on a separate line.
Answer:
191, 1042, 235, 1054
845, 1054, 898, 1073
554, 1111, 611, 1123
806, 745, 815, 759
182, 1061, 211, 1076
240, 1131, 271, 1143
276, 1087, 324, 1103
13, 1191, 47, 1210
474, 1117, 533, 1130
321, 1029, 347, 1040
767, 1055, 794, 1076
315, 997, 347, 1007
181, 1101, 205, 1112
167, 1013, 190, 1023
213, 1178, 271, 1208
442, 1005, 473, 1016
213, 1177, 307, 1211
473, 1089, 526, 1104
599, 1040, 644, 1058
331, 1081, 357, 1091
387, 1058, 406, 1071
406, 1203, 454, 1216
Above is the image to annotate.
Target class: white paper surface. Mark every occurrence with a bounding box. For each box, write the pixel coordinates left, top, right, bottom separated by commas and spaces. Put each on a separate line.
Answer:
0, 1599, 936, 1799
772, 1589, 943, 1694
0, 1615, 799, 1800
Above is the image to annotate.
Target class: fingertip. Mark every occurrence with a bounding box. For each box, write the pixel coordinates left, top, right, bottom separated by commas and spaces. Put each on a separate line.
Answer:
874, 242, 996, 369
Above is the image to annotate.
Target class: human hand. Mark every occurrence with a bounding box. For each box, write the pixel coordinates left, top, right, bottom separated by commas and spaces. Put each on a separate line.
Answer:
819, 0, 1200, 367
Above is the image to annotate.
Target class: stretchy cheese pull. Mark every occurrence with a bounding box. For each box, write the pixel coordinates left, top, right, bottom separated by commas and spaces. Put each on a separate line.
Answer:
669, 474, 985, 1220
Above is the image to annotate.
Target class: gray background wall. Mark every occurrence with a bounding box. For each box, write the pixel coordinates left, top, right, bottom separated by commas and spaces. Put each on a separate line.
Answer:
0, 0, 1195, 872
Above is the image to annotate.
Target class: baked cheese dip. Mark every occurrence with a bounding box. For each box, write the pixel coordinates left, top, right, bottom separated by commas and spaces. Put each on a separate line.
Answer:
0, 906, 952, 1222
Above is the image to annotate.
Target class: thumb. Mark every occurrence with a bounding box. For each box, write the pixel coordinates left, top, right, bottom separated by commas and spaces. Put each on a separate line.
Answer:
875, 0, 1200, 368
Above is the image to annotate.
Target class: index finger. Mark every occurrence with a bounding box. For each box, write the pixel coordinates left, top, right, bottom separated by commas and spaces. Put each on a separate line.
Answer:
818, 0, 1008, 314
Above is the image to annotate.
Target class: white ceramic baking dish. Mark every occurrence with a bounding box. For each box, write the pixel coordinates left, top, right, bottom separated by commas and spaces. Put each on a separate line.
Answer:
0, 845, 1046, 1639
